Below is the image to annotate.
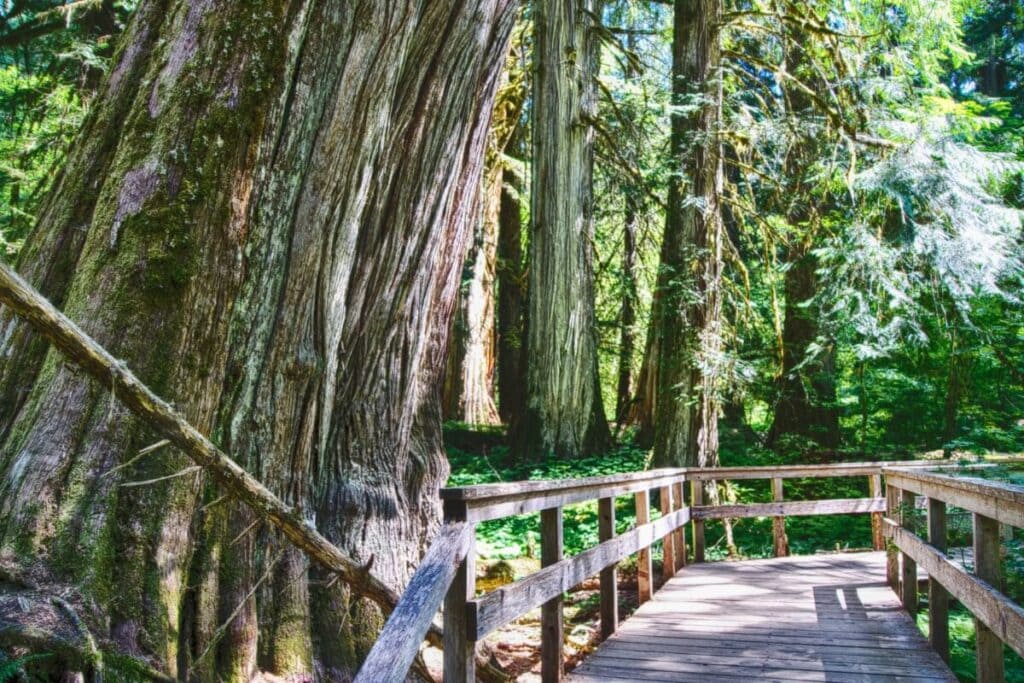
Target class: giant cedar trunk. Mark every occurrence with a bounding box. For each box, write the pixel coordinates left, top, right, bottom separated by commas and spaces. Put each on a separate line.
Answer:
515, 0, 610, 459
648, 0, 724, 468
0, 1, 515, 680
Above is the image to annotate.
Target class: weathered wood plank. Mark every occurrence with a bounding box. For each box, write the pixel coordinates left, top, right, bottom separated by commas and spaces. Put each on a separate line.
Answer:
928, 497, 950, 663
541, 507, 564, 683
440, 470, 685, 522
568, 552, 956, 683
870, 474, 884, 550
355, 522, 472, 683
885, 467, 1024, 528
691, 480, 705, 563
886, 520, 1024, 660
887, 484, 900, 590
901, 489, 918, 615
685, 460, 953, 482
598, 496, 617, 640
771, 477, 789, 557
636, 489, 652, 603
660, 486, 676, 579
672, 481, 686, 569
468, 508, 689, 638
692, 497, 884, 520
443, 530, 476, 682
974, 512, 1005, 683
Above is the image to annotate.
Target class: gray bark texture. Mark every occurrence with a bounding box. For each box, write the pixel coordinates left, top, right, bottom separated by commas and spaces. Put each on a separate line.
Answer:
649, 0, 724, 468
0, 1, 516, 680
516, 0, 610, 459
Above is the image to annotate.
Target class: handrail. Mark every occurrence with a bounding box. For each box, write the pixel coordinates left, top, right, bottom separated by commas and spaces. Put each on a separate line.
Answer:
684, 459, 939, 481
882, 462, 1024, 681
355, 522, 473, 683
357, 459, 1009, 683
439, 467, 686, 522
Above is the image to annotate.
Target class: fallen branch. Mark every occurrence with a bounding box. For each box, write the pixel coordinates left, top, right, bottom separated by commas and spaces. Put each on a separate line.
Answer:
0, 259, 400, 608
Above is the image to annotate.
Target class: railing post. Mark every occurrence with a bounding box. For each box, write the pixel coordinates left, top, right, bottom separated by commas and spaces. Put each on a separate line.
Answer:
635, 489, 652, 603
900, 489, 918, 614
598, 496, 617, 640
541, 507, 564, 683
673, 480, 686, 569
974, 512, 1004, 683
690, 480, 705, 563
771, 477, 789, 557
886, 482, 899, 591
443, 513, 475, 683
660, 485, 677, 579
927, 497, 949, 663
870, 474, 884, 551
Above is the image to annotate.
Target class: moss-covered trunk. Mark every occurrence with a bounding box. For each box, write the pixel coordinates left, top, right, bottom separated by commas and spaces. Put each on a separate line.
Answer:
649, 0, 724, 468
496, 147, 527, 429
514, 0, 610, 459
0, 1, 516, 680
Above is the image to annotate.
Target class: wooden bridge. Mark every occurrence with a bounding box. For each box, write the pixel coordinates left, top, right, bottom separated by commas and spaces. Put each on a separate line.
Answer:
355, 461, 1024, 683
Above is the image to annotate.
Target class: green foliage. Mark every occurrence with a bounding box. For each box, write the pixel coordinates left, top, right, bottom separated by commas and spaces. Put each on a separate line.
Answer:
0, 1, 134, 255
448, 439, 649, 558
0, 653, 53, 682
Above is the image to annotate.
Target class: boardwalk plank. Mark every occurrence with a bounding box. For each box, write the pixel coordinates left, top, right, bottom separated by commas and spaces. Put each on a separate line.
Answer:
569, 552, 956, 683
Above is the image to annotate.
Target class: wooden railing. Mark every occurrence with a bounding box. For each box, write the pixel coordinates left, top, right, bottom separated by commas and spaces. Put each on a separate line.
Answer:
355, 460, 945, 683
883, 464, 1024, 683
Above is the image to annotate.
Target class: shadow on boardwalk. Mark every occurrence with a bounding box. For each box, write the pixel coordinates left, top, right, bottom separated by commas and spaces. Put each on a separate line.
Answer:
569, 551, 956, 682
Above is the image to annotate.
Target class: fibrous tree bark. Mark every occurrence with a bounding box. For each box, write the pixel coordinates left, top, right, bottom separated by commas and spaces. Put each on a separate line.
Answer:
614, 30, 641, 430
615, 200, 639, 426
0, 1, 516, 680
648, 0, 724, 468
515, 0, 611, 459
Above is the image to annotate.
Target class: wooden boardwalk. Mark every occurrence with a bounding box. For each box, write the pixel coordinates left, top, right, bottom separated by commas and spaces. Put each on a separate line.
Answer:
570, 551, 957, 683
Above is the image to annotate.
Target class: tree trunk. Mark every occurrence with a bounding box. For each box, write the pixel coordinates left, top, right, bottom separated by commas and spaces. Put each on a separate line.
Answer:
497, 149, 527, 428
628, 324, 658, 447
514, 0, 610, 458
614, 30, 640, 431
0, 2, 515, 680
446, 169, 502, 426
615, 201, 638, 426
445, 50, 526, 427
766, 250, 841, 451
649, 0, 724, 468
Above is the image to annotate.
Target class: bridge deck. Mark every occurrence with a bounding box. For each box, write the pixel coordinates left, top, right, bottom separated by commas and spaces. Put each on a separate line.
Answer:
569, 551, 956, 683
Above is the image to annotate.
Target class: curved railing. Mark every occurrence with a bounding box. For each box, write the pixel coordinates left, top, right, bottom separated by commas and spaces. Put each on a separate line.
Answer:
357, 459, 960, 683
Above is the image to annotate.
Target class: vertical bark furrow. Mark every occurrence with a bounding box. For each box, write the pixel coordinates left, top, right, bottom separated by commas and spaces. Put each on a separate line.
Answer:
649, 0, 724, 468
517, 0, 610, 459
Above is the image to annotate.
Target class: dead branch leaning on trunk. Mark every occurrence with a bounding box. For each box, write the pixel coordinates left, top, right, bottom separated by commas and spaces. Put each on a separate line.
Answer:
0, 259, 514, 682
0, 258, 402, 609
